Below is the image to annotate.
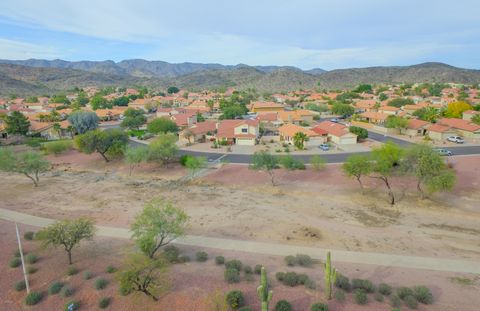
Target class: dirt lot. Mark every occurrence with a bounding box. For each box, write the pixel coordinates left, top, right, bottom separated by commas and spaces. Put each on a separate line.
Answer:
1, 150, 480, 310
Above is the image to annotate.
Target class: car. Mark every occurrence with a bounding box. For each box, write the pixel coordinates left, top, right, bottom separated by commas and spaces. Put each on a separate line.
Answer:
318, 143, 330, 151
447, 136, 465, 144
434, 148, 453, 156
330, 118, 339, 123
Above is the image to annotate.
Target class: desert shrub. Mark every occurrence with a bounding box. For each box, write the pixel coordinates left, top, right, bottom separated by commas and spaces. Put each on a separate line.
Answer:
397, 287, 414, 300
215, 256, 225, 265
334, 290, 345, 302
119, 285, 131, 296
66, 266, 78, 276
276, 272, 285, 281
280, 155, 305, 169
178, 255, 190, 263
196, 251, 208, 262
413, 286, 433, 304
305, 278, 316, 289
24, 231, 35, 240
404, 295, 418, 309
63, 300, 80, 311
94, 278, 108, 290
238, 307, 252, 311
61, 285, 74, 297
25, 253, 38, 264
225, 259, 243, 271
163, 245, 180, 263
105, 265, 117, 273
374, 292, 384, 302
297, 273, 309, 285
354, 289, 368, 305
83, 271, 93, 280
254, 264, 262, 274
295, 254, 313, 267
98, 297, 110, 309
25, 291, 43, 305
352, 278, 375, 293
390, 295, 402, 307
283, 272, 299, 287
15, 280, 26, 291
226, 290, 244, 309
13, 250, 21, 257
225, 268, 240, 283
179, 154, 194, 166
9, 257, 21, 268
284, 255, 297, 266
26, 266, 38, 274
274, 300, 292, 311
378, 283, 393, 296
243, 265, 253, 274
335, 273, 350, 291
44, 140, 72, 155
311, 303, 329, 311
48, 281, 63, 295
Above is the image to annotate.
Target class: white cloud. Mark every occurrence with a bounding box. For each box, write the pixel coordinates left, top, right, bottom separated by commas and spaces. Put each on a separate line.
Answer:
0, 38, 61, 59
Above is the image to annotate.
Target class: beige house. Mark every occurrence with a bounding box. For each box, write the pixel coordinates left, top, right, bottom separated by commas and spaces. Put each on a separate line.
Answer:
217, 119, 259, 145
405, 119, 430, 137
313, 121, 357, 145
427, 124, 457, 141
278, 123, 326, 147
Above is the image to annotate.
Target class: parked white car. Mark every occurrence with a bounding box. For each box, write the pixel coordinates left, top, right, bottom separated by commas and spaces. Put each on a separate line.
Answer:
447, 136, 464, 144
434, 148, 453, 156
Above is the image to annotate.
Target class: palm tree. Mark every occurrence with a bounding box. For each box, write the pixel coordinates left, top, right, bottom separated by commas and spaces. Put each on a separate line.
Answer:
293, 132, 308, 150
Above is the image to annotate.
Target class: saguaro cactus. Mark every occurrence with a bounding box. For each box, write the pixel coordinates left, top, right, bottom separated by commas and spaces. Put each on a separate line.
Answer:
257, 266, 273, 311
324, 251, 337, 300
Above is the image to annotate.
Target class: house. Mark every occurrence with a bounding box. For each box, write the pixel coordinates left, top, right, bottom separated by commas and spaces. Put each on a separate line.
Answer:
405, 119, 430, 137
216, 119, 259, 145
278, 123, 326, 147
249, 101, 285, 113
277, 110, 314, 125
313, 121, 357, 145
378, 106, 400, 115
358, 111, 389, 124
437, 118, 480, 138
28, 120, 71, 139
427, 124, 457, 141
179, 121, 217, 144
462, 110, 480, 121
354, 100, 377, 113
170, 111, 197, 129
94, 108, 126, 121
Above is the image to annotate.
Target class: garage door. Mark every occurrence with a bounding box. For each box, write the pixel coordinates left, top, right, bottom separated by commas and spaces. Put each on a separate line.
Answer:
236, 138, 255, 145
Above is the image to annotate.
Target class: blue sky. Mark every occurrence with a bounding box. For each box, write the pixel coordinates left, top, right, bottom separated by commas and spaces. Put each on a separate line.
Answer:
0, 0, 479, 70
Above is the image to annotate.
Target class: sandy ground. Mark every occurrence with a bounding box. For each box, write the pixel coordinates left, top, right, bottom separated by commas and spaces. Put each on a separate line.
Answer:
1, 150, 480, 310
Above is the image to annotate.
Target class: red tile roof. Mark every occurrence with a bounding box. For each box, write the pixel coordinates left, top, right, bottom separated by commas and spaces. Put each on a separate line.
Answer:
313, 121, 351, 137
407, 119, 430, 130
437, 118, 480, 132
217, 119, 258, 139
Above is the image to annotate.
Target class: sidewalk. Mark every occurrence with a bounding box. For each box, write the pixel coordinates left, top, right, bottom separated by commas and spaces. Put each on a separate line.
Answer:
1, 208, 479, 274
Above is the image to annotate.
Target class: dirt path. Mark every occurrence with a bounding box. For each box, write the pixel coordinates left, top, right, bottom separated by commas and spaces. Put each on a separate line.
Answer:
2, 207, 479, 274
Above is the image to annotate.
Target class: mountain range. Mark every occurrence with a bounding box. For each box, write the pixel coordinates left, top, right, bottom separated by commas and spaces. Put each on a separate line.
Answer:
0, 59, 479, 96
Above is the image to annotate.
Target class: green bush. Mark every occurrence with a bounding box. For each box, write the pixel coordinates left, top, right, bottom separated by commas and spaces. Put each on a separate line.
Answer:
243, 265, 253, 274
9, 257, 21, 268
67, 266, 79, 276
276, 272, 285, 281
43, 140, 72, 155
98, 297, 110, 309
284, 255, 297, 266
25, 137, 45, 148
63, 300, 80, 311
305, 278, 316, 290
196, 251, 208, 262
311, 303, 329, 311
119, 285, 131, 296
48, 281, 63, 295
83, 271, 93, 280
351, 278, 375, 293
280, 155, 305, 170
311, 155, 326, 170
295, 254, 313, 267
178, 255, 190, 263
404, 295, 418, 309
61, 285, 74, 297
378, 283, 393, 296
179, 154, 195, 166
94, 278, 108, 290
390, 295, 402, 308
13, 250, 21, 257
225, 260, 242, 271
254, 264, 262, 274
215, 256, 225, 265
25, 253, 38, 264
374, 292, 384, 302
397, 287, 414, 300
282, 272, 299, 287
163, 245, 180, 263
24, 231, 35, 240
349, 126, 368, 141
413, 286, 433, 304
297, 273, 309, 285
334, 290, 345, 302
105, 265, 117, 273
26, 266, 38, 274
226, 290, 244, 309
15, 280, 26, 291
225, 268, 240, 283
25, 291, 43, 305
335, 274, 350, 292
274, 300, 292, 311
354, 289, 368, 305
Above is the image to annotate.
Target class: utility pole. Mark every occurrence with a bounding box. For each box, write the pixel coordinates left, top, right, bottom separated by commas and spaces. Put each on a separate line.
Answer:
15, 223, 30, 294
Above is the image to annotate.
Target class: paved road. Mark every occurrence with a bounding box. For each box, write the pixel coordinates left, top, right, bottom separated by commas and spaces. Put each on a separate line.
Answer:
1, 207, 479, 274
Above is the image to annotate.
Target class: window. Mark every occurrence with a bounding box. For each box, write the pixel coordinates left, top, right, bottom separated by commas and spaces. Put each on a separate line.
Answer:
241, 128, 248, 133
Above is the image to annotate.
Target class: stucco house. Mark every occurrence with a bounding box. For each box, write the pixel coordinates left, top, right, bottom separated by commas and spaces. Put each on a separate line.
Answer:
313, 121, 357, 145
216, 119, 259, 145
